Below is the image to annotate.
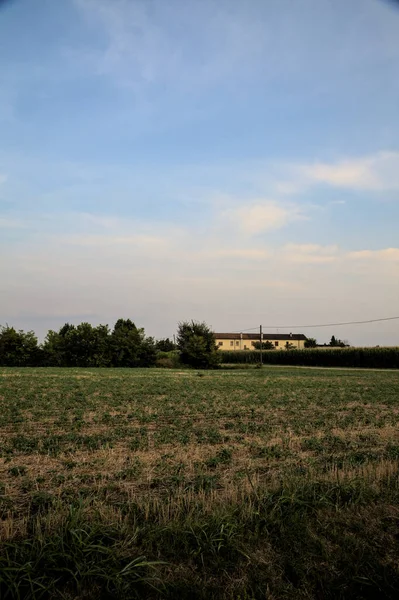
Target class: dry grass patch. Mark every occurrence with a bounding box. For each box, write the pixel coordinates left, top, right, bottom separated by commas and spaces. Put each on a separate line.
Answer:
1, 366, 399, 598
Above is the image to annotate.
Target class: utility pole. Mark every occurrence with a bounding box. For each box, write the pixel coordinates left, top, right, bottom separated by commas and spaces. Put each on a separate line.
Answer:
260, 325, 263, 366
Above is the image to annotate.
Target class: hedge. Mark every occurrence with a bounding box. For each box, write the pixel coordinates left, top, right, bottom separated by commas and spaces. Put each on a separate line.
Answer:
219, 347, 399, 369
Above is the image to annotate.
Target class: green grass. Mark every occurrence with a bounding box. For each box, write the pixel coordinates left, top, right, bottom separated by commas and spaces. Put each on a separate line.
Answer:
1, 367, 399, 598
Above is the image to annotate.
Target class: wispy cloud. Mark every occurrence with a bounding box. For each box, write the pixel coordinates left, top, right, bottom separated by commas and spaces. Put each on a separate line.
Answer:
196, 151, 399, 201
72, 0, 399, 96
282, 244, 339, 264
74, 0, 175, 87
292, 152, 399, 192
222, 200, 305, 235
299, 161, 375, 189
73, 0, 268, 91
2, 206, 398, 343
280, 244, 399, 266
61, 233, 171, 251
1, 0, 399, 347
348, 248, 399, 262
213, 248, 270, 261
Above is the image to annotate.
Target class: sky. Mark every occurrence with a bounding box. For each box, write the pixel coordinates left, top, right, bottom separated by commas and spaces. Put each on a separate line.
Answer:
1, 0, 399, 345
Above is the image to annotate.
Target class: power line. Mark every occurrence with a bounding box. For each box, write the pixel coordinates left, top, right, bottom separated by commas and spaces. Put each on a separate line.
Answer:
232, 315, 399, 332
263, 316, 399, 329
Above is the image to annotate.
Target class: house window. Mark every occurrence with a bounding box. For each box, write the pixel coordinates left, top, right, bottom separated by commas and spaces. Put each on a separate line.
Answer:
275, 341, 279, 347
244, 345, 247, 349
218, 341, 223, 346
235, 341, 239, 346
230, 341, 234, 346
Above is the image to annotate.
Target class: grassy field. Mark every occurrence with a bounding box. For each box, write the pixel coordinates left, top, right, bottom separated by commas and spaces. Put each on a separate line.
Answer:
1, 367, 399, 599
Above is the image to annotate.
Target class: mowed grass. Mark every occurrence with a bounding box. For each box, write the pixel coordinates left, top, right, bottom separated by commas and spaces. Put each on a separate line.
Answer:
1, 367, 399, 599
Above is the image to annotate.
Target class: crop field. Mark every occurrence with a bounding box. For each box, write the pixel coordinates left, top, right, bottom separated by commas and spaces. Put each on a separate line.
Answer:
1, 367, 399, 599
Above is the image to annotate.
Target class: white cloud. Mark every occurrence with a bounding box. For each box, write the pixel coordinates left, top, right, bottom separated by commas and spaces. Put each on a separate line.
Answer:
281, 244, 339, 264
293, 152, 399, 192
348, 248, 399, 262
61, 233, 171, 251
213, 248, 270, 260
204, 151, 399, 201
298, 160, 376, 189
223, 200, 304, 235
280, 244, 399, 266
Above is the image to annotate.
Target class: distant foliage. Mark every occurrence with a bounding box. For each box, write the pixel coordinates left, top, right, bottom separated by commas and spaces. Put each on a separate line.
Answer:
0, 326, 39, 366
155, 337, 176, 352
1, 320, 156, 368
111, 319, 156, 368
221, 347, 399, 369
177, 320, 220, 369
43, 323, 112, 367
304, 337, 317, 348
253, 340, 275, 350
155, 350, 181, 369
329, 335, 348, 347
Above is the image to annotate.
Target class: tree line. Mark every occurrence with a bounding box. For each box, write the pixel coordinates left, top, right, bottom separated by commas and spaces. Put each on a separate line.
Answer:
0, 320, 351, 369
0, 320, 219, 368
0, 320, 158, 367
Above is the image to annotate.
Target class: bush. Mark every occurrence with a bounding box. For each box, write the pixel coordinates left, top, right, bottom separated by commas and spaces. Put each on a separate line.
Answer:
155, 351, 181, 369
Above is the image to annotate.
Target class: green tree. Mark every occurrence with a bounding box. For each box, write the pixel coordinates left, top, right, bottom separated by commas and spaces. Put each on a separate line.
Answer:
42, 329, 64, 366
137, 336, 157, 367
42, 319, 156, 367
42, 323, 78, 366
253, 340, 275, 350
304, 337, 317, 348
285, 341, 295, 350
177, 320, 220, 369
330, 335, 348, 348
112, 319, 141, 367
155, 337, 176, 352
42, 323, 112, 367
111, 319, 156, 367
0, 326, 39, 366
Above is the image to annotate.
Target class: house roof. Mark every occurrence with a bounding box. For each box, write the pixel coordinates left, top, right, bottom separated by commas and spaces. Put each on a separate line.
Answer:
214, 332, 307, 341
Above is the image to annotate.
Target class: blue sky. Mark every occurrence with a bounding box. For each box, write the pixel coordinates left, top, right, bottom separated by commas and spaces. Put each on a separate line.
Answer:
1, 0, 399, 345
